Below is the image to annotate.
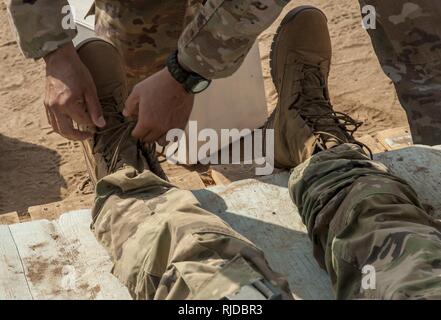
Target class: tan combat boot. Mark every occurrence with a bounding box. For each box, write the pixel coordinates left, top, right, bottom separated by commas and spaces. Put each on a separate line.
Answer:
265, 6, 366, 169
76, 38, 165, 186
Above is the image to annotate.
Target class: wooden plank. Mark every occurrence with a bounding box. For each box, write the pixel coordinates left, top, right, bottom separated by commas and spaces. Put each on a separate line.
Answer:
8, 211, 131, 300
0, 212, 20, 225
375, 126, 413, 151
56, 211, 131, 300
210, 169, 232, 186
194, 172, 334, 300
375, 145, 441, 218
210, 164, 257, 185
27, 201, 67, 221
0, 226, 33, 300
169, 171, 206, 190
28, 196, 93, 221
357, 134, 387, 154
210, 164, 270, 185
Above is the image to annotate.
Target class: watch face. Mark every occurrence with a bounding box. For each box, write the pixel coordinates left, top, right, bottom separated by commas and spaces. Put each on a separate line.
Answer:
191, 80, 211, 93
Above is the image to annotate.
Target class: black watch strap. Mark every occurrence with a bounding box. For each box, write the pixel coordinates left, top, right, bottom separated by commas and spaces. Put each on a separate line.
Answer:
167, 50, 189, 84
167, 50, 211, 94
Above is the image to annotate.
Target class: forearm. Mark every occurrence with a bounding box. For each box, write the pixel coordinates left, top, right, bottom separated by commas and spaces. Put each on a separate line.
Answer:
177, 0, 289, 79
6, 0, 77, 59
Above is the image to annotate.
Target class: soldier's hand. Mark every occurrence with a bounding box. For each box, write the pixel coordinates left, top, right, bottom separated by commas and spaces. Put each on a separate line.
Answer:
43, 42, 105, 140
123, 67, 194, 144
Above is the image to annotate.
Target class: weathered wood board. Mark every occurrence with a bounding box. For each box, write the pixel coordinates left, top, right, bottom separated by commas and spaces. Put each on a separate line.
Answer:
376, 127, 413, 151
1, 146, 440, 300
375, 145, 441, 218
0, 210, 131, 300
0, 212, 19, 225
194, 173, 334, 300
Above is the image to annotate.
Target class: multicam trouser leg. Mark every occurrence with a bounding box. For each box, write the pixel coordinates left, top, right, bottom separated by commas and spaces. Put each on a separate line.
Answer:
94, 0, 203, 90
359, 0, 441, 145
289, 143, 441, 299
91, 167, 290, 300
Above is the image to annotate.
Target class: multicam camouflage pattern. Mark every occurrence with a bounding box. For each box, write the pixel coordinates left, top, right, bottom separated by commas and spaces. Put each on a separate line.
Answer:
94, 0, 288, 87
6, 0, 76, 59
6, 0, 289, 82
359, 0, 441, 145
270, 8, 441, 299
177, 0, 288, 79
7, 1, 441, 143
289, 143, 441, 299
77, 37, 291, 300
92, 166, 291, 300
94, 0, 204, 89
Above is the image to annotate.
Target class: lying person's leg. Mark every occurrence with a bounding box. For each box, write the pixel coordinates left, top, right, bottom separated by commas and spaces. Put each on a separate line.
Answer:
267, 6, 441, 299
290, 144, 441, 299
76, 38, 290, 300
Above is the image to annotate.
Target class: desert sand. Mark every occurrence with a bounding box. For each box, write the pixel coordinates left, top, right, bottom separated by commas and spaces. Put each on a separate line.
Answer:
0, 1, 408, 218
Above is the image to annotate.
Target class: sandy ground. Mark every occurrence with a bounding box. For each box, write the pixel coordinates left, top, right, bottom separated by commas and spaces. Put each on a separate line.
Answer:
0, 3, 94, 216
0, 1, 408, 217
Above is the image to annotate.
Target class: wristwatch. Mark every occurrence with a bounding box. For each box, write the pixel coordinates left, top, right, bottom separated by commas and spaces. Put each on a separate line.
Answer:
166, 50, 211, 94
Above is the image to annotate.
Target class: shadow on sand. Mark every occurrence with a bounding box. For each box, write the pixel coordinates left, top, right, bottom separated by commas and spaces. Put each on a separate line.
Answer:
0, 134, 67, 215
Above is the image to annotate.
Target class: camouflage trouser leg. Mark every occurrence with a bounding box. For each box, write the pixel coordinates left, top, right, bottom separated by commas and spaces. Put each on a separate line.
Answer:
289, 143, 441, 299
359, 0, 441, 145
94, 0, 203, 90
91, 167, 290, 300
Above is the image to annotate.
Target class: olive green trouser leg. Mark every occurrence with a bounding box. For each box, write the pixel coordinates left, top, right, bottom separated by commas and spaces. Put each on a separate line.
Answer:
91, 167, 290, 300
290, 144, 441, 299
359, 0, 441, 145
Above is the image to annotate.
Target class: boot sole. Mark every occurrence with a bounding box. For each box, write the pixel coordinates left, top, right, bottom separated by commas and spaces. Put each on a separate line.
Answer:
269, 5, 328, 90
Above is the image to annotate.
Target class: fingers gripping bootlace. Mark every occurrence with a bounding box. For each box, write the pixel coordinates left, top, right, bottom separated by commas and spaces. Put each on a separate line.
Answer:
94, 97, 136, 173
93, 97, 168, 178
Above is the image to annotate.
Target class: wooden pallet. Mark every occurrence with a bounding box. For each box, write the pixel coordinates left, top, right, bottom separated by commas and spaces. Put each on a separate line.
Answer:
1, 145, 440, 300
358, 126, 412, 154
0, 212, 20, 225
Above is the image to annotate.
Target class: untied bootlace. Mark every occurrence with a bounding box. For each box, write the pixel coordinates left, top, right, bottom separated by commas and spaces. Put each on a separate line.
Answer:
290, 64, 373, 158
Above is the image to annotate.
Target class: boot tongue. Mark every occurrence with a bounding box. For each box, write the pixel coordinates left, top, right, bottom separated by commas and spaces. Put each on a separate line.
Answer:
297, 67, 354, 148
297, 67, 332, 117
302, 68, 326, 101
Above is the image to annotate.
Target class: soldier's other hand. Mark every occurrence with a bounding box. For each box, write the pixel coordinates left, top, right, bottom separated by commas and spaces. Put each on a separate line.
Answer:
123, 67, 194, 144
43, 42, 105, 141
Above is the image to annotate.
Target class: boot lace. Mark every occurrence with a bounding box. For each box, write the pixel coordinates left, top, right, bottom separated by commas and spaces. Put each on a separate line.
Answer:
94, 96, 167, 180
93, 96, 136, 173
290, 64, 373, 158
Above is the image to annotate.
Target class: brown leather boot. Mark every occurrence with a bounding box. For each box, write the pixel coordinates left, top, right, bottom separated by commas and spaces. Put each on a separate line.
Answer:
76, 38, 165, 186
265, 6, 366, 169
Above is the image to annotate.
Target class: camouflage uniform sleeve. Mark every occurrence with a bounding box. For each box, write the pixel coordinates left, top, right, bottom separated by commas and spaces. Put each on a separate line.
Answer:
177, 0, 289, 79
6, 0, 77, 59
